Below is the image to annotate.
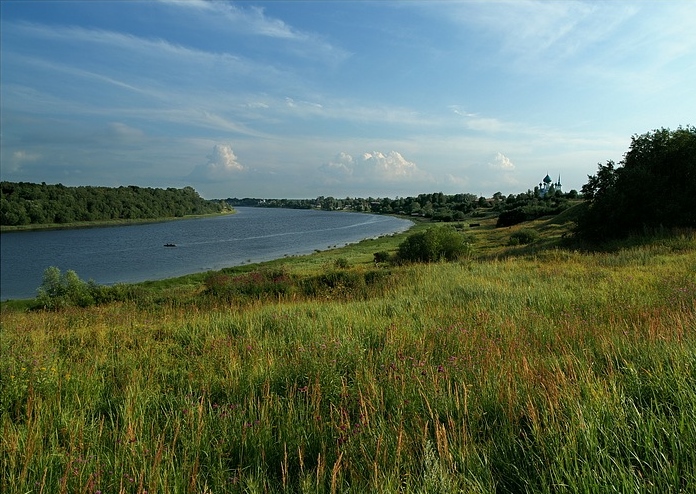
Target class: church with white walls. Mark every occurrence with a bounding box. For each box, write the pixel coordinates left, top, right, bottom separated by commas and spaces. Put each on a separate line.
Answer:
538, 174, 562, 197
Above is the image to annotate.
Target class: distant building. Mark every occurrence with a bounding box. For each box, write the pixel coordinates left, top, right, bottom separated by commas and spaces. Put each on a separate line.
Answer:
538, 173, 562, 197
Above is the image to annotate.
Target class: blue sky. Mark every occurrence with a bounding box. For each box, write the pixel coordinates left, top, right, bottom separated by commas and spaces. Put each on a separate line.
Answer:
2, 1, 694, 199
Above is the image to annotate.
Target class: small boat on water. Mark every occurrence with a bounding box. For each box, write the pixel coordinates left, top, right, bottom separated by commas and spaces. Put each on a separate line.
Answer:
164, 243, 176, 247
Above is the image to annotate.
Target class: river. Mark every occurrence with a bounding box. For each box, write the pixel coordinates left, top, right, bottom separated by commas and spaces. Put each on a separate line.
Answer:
0, 207, 413, 300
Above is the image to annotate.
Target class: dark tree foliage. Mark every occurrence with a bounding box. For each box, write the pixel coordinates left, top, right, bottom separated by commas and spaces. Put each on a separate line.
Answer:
1, 182, 227, 226
576, 126, 696, 240
495, 191, 571, 227
497, 209, 528, 227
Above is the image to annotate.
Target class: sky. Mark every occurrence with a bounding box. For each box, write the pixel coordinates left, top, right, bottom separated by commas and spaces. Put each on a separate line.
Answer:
1, 1, 694, 200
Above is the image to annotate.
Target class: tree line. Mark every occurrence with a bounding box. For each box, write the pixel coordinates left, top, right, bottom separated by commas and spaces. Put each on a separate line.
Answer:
0, 182, 228, 227
227, 189, 578, 223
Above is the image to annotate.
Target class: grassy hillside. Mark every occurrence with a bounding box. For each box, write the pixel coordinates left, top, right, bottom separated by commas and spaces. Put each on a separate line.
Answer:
2, 215, 695, 493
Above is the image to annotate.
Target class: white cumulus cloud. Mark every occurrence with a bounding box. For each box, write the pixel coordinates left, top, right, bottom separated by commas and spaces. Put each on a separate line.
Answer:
489, 152, 515, 170
362, 151, 419, 179
187, 144, 245, 182
320, 150, 429, 185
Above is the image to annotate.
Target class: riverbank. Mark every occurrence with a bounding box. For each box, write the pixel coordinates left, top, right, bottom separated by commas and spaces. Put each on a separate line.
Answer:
0, 208, 236, 233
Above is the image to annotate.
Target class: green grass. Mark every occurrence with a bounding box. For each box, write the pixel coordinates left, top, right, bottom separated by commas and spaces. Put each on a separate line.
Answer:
2, 217, 695, 493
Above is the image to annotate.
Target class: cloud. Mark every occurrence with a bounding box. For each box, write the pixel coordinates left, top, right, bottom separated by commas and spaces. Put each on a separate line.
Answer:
489, 152, 515, 171
320, 152, 354, 180
104, 122, 145, 142
159, 0, 349, 63
187, 144, 245, 182
417, 0, 652, 79
448, 105, 477, 118
446, 1, 630, 60
447, 105, 515, 134
160, 0, 305, 40
4, 150, 41, 173
361, 151, 420, 179
444, 173, 469, 187
7, 22, 291, 92
465, 117, 506, 133
320, 150, 429, 184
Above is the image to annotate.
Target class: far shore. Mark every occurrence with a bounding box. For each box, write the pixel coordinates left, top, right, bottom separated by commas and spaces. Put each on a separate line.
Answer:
0, 208, 236, 233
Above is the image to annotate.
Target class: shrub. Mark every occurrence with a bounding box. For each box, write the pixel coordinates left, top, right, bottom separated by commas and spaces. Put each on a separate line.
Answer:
87, 281, 137, 304
396, 226, 472, 263
373, 251, 391, 264
300, 270, 364, 298
35, 266, 94, 309
334, 257, 350, 269
300, 269, 394, 299
508, 229, 539, 246
203, 272, 234, 296
204, 267, 294, 299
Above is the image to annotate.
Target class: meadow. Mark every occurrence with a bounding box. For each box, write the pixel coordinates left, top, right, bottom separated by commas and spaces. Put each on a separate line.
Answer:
1, 215, 695, 493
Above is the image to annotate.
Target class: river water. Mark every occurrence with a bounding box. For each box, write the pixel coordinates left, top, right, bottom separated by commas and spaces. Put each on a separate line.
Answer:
0, 207, 413, 300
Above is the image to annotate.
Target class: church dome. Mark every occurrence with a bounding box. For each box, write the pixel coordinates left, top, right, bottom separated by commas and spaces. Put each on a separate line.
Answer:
543, 174, 552, 183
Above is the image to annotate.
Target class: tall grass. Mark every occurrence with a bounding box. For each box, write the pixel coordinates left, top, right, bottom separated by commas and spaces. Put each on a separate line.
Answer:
2, 236, 695, 493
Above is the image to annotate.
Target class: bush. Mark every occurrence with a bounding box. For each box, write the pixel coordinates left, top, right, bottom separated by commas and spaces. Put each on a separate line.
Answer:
497, 208, 527, 227
204, 267, 293, 300
203, 272, 234, 296
36, 266, 94, 309
300, 269, 394, 299
87, 281, 139, 304
373, 251, 391, 264
508, 229, 539, 246
396, 226, 472, 263
334, 257, 349, 269
300, 270, 364, 298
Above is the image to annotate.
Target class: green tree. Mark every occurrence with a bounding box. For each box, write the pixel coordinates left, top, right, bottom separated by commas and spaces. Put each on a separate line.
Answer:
577, 126, 696, 240
37, 266, 63, 301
